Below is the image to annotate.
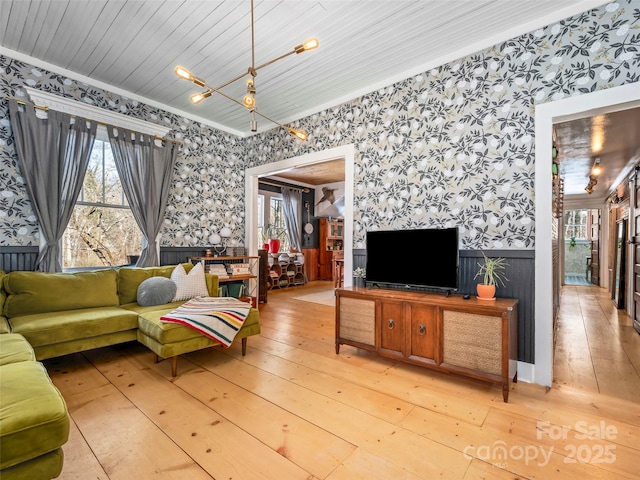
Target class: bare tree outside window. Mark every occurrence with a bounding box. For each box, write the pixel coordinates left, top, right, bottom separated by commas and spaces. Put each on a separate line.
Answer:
63, 139, 142, 268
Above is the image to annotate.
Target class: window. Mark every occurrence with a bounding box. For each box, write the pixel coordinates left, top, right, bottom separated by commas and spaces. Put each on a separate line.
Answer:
564, 209, 589, 240
63, 137, 142, 268
257, 190, 290, 253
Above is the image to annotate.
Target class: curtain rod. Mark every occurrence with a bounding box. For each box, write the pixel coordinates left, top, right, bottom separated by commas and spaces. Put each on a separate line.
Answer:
259, 179, 310, 193
4, 97, 181, 145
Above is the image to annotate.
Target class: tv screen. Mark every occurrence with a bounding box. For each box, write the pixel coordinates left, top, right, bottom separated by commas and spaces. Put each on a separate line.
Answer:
365, 227, 459, 291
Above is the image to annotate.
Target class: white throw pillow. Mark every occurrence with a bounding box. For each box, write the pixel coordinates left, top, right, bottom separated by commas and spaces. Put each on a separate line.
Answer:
171, 263, 208, 301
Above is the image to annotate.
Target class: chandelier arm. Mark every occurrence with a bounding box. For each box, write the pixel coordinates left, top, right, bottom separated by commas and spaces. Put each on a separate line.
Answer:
206, 69, 254, 94
254, 50, 296, 72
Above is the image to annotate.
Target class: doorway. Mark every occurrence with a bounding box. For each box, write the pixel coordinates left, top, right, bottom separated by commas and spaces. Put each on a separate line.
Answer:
245, 144, 356, 286
535, 82, 640, 387
563, 208, 598, 286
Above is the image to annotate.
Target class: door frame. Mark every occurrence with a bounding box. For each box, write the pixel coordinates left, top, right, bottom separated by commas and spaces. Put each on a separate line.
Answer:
245, 144, 356, 286
535, 81, 640, 387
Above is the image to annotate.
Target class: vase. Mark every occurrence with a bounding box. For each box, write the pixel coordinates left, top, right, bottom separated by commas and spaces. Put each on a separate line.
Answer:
268, 239, 281, 254
476, 283, 496, 301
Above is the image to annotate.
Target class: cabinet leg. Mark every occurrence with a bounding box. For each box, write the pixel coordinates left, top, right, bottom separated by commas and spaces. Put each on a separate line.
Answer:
335, 343, 340, 354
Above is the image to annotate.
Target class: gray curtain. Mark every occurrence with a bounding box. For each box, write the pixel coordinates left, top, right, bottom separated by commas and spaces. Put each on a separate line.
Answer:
108, 127, 178, 267
8, 100, 97, 272
282, 187, 302, 252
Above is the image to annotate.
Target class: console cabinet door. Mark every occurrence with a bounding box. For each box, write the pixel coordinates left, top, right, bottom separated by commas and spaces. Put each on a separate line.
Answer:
441, 310, 502, 377
408, 304, 437, 362
379, 301, 404, 356
338, 296, 375, 347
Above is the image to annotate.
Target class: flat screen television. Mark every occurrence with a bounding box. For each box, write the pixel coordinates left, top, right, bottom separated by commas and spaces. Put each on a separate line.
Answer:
365, 227, 459, 292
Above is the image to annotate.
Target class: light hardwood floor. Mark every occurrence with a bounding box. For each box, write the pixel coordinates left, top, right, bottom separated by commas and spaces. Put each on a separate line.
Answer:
46, 282, 640, 480
554, 285, 640, 402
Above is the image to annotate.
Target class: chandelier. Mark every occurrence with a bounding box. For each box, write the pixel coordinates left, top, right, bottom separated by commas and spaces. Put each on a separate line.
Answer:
174, 0, 318, 140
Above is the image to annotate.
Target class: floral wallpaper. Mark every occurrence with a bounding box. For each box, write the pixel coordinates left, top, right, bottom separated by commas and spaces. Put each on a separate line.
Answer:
1, 0, 639, 251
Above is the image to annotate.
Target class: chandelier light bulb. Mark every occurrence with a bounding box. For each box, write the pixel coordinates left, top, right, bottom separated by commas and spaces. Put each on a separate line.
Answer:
190, 91, 211, 104
288, 128, 308, 141
175, 65, 206, 87
296, 37, 319, 53
174, 65, 193, 81
243, 94, 256, 109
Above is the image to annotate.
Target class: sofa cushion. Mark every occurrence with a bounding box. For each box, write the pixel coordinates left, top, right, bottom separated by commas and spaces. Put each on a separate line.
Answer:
8, 307, 139, 347
0, 361, 69, 470
3, 270, 119, 318
0, 334, 36, 365
171, 262, 208, 301
137, 277, 177, 307
117, 263, 193, 305
0, 317, 10, 334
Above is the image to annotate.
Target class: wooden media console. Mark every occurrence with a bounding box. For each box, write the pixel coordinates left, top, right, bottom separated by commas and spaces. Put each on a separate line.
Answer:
335, 287, 518, 402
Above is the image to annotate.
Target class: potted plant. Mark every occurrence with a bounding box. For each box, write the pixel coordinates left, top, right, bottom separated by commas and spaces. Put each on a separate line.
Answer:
474, 253, 508, 301
260, 229, 269, 250
266, 224, 287, 254
353, 267, 366, 288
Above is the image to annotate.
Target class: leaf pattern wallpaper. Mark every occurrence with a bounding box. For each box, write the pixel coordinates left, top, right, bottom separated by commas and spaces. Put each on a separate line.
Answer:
0, 0, 638, 251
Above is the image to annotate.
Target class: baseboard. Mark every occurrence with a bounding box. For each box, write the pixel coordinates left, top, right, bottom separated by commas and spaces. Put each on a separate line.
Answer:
517, 361, 535, 383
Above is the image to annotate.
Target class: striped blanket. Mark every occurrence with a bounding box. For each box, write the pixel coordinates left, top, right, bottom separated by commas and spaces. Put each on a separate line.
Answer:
160, 296, 251, 348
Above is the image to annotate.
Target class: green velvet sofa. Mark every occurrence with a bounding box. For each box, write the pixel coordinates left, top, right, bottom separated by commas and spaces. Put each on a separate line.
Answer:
1, 263, 261, 375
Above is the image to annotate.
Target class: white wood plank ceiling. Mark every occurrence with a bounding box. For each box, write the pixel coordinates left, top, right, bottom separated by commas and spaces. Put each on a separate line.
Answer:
1, 0, 608, 136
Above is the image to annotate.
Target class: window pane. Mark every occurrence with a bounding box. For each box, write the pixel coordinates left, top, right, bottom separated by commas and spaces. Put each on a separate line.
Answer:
564, 209, 589, 240
268, 197, 290, 252
82, 143, 104, 203
64, 205, 142, 268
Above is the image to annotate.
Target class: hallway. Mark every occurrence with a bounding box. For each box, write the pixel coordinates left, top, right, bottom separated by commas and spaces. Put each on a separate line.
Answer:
554, 285, 640, 402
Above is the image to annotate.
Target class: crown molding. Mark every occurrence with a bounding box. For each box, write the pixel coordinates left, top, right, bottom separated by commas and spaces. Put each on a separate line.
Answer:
23, 87, 172, 138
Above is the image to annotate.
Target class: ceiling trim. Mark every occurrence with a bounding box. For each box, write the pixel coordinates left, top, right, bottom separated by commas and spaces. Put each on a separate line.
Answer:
24, 87, 172, 137
4, 47, 244, 137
